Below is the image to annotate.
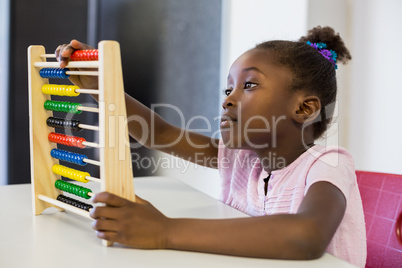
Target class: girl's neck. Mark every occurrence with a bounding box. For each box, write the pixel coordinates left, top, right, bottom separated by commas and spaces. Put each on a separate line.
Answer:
255, 140, 315, 174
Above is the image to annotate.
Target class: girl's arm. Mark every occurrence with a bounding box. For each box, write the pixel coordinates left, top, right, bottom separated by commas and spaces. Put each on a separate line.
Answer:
90, 181, 346, 260
56, 40, 219, 168
124, 93, 219, 168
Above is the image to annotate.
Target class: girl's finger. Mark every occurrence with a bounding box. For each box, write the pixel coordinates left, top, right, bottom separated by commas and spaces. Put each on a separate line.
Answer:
55, 45, 61, 58
61, 45, 75, 58
95, 230, 119, 242
70, 39, 84, 49
70, 39, 95, 50
89, 205, 125, 220
91, 218, 119, 232
91, 192, 129, 207
135, 195, 150, 205
54, 44, 71, 68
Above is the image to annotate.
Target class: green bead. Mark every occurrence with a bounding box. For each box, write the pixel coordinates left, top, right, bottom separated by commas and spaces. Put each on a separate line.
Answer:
71, 104, 78, 113
72, 185, 78, 195
78, 188, 84, 198
65, 103, 71, 112
81, 189, 87, 199
69, 103, 79, 114
55, 102, 61, 111
44, 100, 83, 114
56, 102, 62, 112
44, 101, 50, 110
84, 189, 92, 199
64, 103, 70, 112
54, 179, 92, 199
61, 102, 69, 112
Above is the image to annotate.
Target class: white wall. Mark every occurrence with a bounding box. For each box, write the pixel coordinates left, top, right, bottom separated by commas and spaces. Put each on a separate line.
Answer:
0, 0, 10, 185
347, 0, 402, 174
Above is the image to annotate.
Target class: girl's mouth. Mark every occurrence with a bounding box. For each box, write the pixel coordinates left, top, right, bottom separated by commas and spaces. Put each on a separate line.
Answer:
220, 114, 237, 127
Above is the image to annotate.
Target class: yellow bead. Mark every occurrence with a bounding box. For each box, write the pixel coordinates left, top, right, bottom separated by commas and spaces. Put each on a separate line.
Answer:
60, 85, 67, 96
52, 85, 58, 94
42, 84, 50, 94
69, 86, 80, 97
41, 84, 80, 97
52, 164, 89, 183
66, 87, 73, 96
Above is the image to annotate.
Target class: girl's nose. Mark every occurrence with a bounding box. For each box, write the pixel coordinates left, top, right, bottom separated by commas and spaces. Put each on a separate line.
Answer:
222, 95, 236, 110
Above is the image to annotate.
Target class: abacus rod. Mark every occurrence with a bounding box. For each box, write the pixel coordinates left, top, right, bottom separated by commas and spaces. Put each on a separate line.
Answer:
38, 194, 92, 219
83, 158, 100, 166
77, 106, 99, 113
86, 176, 100, 182
66, 70, 99, 76
40, 54, 56, 58
78, 123, 99, 131
75, 89, 99, 95
34, 61, 99, 68
82, 141, 100, 148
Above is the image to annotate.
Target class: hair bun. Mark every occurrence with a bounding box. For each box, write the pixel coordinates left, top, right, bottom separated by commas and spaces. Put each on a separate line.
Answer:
299, 26, 351, 64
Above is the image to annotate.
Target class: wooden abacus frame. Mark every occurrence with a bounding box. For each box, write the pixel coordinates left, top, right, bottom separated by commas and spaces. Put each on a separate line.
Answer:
28, 41, 135, 246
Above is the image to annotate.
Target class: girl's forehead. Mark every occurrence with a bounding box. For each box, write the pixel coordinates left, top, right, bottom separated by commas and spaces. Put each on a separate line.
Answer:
234, 49, 273, 66
229, 49, 290, 79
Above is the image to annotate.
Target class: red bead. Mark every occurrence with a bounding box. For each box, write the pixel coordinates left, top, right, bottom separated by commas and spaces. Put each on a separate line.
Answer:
70, 49, 98, 61
76, 137, 86, 149
48, 132, 86, 148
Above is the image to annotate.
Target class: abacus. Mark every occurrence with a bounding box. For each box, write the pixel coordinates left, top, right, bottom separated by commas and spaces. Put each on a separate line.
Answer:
28, 41, 135, 246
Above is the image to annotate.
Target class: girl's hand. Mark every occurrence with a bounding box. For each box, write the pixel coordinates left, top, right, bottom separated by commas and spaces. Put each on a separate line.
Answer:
54, 39, 98, 89
89, 192, 170, 249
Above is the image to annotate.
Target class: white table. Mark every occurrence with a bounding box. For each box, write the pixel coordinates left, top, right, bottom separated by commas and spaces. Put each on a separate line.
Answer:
0, 176, 356, 268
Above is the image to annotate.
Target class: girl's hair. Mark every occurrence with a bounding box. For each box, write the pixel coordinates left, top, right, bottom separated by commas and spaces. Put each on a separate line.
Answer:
255, 26, 351, 139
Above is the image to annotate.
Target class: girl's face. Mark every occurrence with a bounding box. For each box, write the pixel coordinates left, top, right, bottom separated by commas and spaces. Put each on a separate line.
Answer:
220, 48, 299, 150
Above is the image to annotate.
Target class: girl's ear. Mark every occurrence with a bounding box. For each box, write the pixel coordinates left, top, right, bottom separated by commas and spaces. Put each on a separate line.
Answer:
293, 96, 321, 124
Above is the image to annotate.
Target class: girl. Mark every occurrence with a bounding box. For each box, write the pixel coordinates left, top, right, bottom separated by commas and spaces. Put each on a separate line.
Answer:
56, 26, 366, 267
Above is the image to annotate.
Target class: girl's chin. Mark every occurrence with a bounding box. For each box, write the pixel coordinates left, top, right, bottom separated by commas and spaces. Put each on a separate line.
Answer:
220, 135, 245, 149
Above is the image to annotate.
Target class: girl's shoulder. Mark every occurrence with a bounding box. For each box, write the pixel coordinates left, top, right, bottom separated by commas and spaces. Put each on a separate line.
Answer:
270, 144, 354, 177
305, 144, 355, 167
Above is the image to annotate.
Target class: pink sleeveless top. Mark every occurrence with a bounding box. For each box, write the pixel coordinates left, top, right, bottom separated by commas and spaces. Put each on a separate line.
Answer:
218, 140, 367, 267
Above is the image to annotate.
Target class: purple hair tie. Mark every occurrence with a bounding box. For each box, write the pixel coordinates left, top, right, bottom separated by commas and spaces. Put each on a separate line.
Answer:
306, 41, 338, 69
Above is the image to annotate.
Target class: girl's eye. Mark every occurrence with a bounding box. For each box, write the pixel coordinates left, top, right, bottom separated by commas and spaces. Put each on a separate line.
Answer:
244, 82, 257, 89
223, 89, 232, 96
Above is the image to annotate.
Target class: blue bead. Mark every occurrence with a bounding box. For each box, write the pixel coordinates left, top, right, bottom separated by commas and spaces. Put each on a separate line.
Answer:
79, 155, 87, 166
61, 68, 70, 79
39, 68, 69, 79
50, 148, 88, 166
50, 148, 56, 158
